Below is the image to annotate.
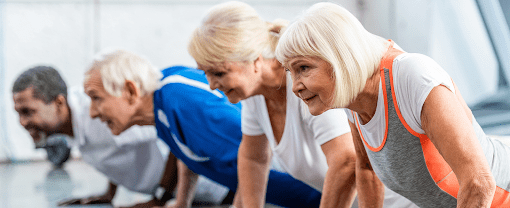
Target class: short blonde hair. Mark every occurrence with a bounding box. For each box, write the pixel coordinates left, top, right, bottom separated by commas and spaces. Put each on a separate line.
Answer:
275, 2, 387, 108
188, 1, 288, 68
87, 49, 162, 97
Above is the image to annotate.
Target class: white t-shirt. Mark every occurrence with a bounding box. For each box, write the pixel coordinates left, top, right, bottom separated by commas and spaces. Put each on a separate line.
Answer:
67, 86, 165, 194
346, 52, 455, 149
243, 74, 419, 208
67, 87, 229, 203
242, 73, 350, 191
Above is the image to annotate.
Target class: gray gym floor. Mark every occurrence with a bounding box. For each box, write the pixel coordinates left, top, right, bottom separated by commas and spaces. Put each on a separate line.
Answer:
0, 159, 152, 208
0, 159, 279, 208
0, 139, 508, 208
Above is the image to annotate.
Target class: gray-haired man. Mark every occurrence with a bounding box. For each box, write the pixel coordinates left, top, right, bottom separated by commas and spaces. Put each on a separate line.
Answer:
12, 66, 230, 207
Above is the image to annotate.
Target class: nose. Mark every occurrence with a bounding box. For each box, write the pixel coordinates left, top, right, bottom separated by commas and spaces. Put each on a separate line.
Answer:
292, 76, 305, 97
207, 76, 221, 91
19, 116, 29, 128
89, 103, 100, 119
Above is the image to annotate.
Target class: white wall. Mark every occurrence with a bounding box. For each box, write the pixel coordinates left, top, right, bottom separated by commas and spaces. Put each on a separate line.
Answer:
3, 0, 500, 161
0, 0, 360, 161
361, 0, 498, 105
0, 0, 9, 161
429, 0, 498, 105
3, 1, 95, 161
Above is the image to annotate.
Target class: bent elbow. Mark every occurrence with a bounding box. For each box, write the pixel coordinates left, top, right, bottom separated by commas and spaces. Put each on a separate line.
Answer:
334, 152, 357, 174
463, 173, 497, 198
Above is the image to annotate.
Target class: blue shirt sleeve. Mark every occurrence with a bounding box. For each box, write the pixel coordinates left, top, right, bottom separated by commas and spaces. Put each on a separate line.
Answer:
154, 67, 242, 188
160, 84, 241, 160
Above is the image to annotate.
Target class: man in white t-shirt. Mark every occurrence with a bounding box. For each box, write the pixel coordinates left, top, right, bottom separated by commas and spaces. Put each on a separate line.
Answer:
12, 66, 230, 207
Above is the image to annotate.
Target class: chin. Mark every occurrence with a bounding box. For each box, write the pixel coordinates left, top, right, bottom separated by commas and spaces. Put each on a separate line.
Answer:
309, 109, 326, 116
113, 130, 123, 135
109, 127, 122, 135
108, 123, 127, 135
226, 95, 242, 104
308, 105, 329, 116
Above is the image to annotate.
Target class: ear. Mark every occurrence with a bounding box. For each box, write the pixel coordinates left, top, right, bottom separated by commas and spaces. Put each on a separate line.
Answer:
54, 94, 70, 118
123, 80, 141, 105
253, 54, 264, 73
54, 94, 68, 110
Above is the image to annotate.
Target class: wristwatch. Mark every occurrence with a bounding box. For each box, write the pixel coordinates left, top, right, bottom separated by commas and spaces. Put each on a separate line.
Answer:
153, 185, 173, 204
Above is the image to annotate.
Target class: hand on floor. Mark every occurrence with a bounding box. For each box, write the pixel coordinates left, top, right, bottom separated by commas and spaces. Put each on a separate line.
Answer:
117, 199, 166, 208
153, 204, 186, 208
58, 195, 112, 205
152, 200, 189, 208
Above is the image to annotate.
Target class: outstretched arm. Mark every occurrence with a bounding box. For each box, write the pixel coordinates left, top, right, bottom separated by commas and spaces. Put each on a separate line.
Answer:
167, 160, 199, 208
421, 85, 495, 208
319, 132, 357, 208
350, 121, 384, 208
118, 152, 180, 208
157, 152, 179, 204
238, 134, 271, 208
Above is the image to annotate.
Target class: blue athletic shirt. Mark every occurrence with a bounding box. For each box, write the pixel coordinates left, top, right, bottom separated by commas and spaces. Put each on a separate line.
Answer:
153, 66, 322, 207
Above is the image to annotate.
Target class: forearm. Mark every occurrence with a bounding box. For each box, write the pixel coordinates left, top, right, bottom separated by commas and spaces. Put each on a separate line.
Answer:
238, 152, 271, 208
420, 86, 497, 208
173, 160, 199, 208
456, 174, 496, 208
356, 163, 384, 208
320, 134, 357, 208
160, 153, 179, 192
348, 122, 383, 208
237, 134, 272, 208
319, 162, 356, 208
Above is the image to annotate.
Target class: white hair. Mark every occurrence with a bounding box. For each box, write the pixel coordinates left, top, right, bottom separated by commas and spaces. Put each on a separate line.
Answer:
188, 1, 288, 68
275, 2, 387, 108
87, 49, 162, 97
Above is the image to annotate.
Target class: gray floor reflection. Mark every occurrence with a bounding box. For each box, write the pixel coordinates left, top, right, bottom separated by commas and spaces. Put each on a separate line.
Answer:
0, 162, 14, 208
37, 168, 75, 207
0, 160, 140, 208
37, 168, 112, 208
0, 160, 281, 208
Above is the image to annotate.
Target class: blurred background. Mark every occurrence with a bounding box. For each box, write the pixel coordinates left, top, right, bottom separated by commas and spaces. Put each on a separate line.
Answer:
0, 0, 509, 206
2, 0, 509, 163
1, 0, 509, 162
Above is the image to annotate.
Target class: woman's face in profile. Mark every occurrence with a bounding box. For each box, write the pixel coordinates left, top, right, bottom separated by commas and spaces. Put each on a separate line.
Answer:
286, 56, 335, 116
198, 61, 259, 104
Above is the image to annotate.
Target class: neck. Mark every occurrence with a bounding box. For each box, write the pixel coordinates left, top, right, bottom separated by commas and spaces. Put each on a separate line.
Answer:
58, 105, 74, 137
129, 93, 156, 126
346, 38, 390, 124
346, 70, 381, 124
260, 59, 287, 104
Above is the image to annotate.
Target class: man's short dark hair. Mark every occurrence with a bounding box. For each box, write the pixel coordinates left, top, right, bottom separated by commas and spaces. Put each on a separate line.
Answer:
12, 66, 67, 103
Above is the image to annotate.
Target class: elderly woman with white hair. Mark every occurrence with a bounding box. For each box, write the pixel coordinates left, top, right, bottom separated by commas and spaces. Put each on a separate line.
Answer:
83, 49, 324, 208
188, 1, 417, 208
275, 2, 510, 208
